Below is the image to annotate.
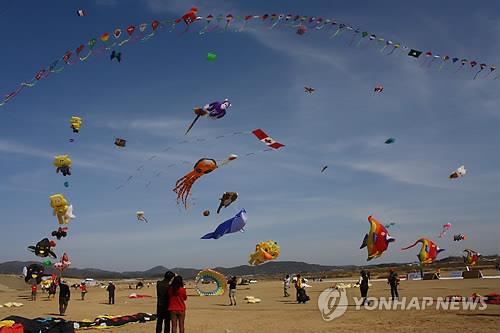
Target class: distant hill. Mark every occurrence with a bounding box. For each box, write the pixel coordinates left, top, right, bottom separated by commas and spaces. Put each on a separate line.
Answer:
1, 256, 497, 280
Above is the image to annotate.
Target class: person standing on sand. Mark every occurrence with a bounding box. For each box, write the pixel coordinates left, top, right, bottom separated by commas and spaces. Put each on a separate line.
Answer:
168, 276, 187, 333
156, 271, 175, 333
106, 282, 116, 305
283, 274, 291, 297
228, 276, 237, 306
359, 270, 370, 305
31, 284, 37, 301
387, 269, 399, 300
80, 282, 88, 300
58, 279, 70, 316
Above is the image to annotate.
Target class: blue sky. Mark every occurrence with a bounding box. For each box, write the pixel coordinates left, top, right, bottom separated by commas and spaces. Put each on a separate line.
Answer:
0, 0, 498, 271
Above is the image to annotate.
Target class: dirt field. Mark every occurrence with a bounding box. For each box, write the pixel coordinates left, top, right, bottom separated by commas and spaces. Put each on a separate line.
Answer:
0, 274, 499, 333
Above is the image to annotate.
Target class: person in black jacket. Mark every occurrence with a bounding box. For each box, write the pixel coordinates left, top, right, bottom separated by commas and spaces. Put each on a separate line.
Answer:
58, 279, 71, 316
106, 282, 116, 305
156, 271, 175, 333
359, 270, 370, 305
387, 269, 399, 300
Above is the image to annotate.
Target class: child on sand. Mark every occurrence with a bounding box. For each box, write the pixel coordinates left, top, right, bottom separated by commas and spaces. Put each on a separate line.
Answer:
31, 284, 37, 301
80, 282, 87, 300
169, 276, 187, 333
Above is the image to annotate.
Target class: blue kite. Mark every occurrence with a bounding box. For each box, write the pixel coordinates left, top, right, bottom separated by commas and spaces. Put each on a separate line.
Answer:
201, 209, 247, 239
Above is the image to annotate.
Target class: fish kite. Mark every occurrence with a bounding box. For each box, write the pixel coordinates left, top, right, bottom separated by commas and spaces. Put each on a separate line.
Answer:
136, 211, 148, 223
173, 158, 218, 209
384, 138, 396, 144
463, 249, 480, 266
70, 116, 82, 133
54, 252, 71, 272
249, 240, 280, 266
217, 192, 238, 214
438, 223, 452, 238
304, 86, 315, 94
54, 155, 72, 176
50, 194, 75, 225
321, 165, 328, 173
360, 215, 395, 261
201, 209, 247, 239
28, 238, 57, 259
185, 99, 231, 135
252, 129, 285, 149
449, 165, 466, 179
374, 84, 384, 93
453, 234, 467, 241
401, 238, 444, 265
51, 227, 68, 240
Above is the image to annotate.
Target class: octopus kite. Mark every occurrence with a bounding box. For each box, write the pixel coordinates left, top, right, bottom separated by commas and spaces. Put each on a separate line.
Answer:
50, 194, 75, 224
248, 240, 280, 266
54, 252, 71, 272
185, 99, 232, 135
463, 249, 480, 266
401, 238, 444, 265
173, 158, 218, 209
28, 238, 57, 259
360, 215, 395, 261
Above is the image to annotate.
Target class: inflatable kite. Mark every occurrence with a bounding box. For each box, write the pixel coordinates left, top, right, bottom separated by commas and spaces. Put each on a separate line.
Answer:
321, 165, 328, 173
23, 264, 45, 284
201, 209, 247, 239
110, 50, 122, 62
175, 6, 199, 27
453, 234, 467, 241
217, 192, 238, 214
49, 194, 75, 225
42, 259, 52, 267
173, 158, 218, 209
115, 138, 126, 147
64, 181, 69, 187
384, 138, 396, 144
28, 238, 57, 259
136, 211, 148, 223
53, 155, 72, 176
463, 249, 480, 266
54, 252, 71, 272
51, 227, 68, 240
438, 223, 452, 238
252, 129, 285, 149
185, 99, 232, 135
449, 165, 466, 179
374, 84, 384, 93
401, 238, 444, 265
304, 86, 315, 94
70, 116, 82, 133
195, 269, 227, 296
203, 210, 210, 216
220, 154, 238, 166
384, 222, 396, 229
248, 240, 280, 266
360, 215, 395, 261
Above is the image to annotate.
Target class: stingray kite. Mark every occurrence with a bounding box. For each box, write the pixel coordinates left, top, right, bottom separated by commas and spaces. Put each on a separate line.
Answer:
252, 129, 285, 150
463, 249, 480, 266
217, 192, 238, 214
201, 209, 247, 239
401, 238, 444, 265
136, 211, 148, 223
28, 238, 57, 259
173, 158, 218, 209
360, 215, 395, 261
248, 240, 280, 266
449, 165, 466, 179
185, 99, 231, 135
54, 252, 71, 272
438, 223, 452, 238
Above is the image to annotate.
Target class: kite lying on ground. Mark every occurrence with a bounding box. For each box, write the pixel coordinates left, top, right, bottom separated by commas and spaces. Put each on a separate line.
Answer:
173, 158, 218, 209
185, 99, 232, 135
449, 165, 466, 179
70, 116, 82, 133
136, 211, 148, 223
50, 194, 75, 225
195, 269, 227, 296
463, 249, 480, 266
28, 238, 57, 259
51, 227, 68, 240
201, 209, 247, 239
401, 238, 444, 265
217, 192, 238, 214
54, 155, 72, 176
438, 223, 452, 238
248, 240, 280, 266
252, 129, 285, 149
360, 215, 395, 261
23, 264, 45, 285
453, 234, 467, 241
54, 252, 71, 272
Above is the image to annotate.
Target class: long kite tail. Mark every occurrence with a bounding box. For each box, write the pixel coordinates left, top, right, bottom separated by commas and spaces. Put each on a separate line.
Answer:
185, 114, 201, 135
401, 239, 423, 251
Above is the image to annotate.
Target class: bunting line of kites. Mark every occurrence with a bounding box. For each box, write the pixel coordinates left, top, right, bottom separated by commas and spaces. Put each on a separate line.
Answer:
1, 7, 497, 108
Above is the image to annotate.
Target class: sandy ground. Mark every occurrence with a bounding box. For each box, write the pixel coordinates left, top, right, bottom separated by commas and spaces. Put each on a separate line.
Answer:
0, 274, 499, 333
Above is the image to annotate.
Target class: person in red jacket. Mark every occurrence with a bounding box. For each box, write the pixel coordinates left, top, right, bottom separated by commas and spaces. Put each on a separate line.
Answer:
168, 276, 187, 333
80, 282, 88, 300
